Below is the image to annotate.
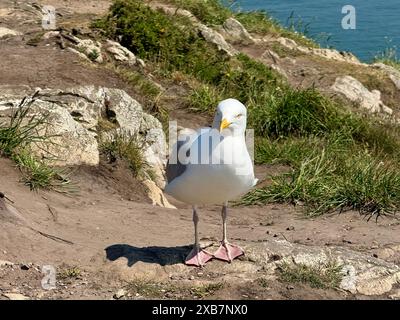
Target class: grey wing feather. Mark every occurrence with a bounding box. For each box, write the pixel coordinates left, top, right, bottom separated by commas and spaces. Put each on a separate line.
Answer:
166, 139, 189, 184
166, 128, 212, 184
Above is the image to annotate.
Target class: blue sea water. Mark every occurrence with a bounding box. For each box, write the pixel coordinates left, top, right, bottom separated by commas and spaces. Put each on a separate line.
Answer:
236, 0, 400, 62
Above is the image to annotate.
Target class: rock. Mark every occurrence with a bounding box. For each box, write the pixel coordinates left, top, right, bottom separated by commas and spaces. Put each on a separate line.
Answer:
0, 27, 22, 38
372, 63, 400, 90
223, 18, 254, 44
389, 288, 400, 300
276, 37, 361, 64
64, 35, 103, 63
42, 31, 60, 40
20, 263, 30, 270
262, 49, 280, 63
0, 260, 14, 267
105, 40, 143, 66
142, 179, 176, 209
249, 240, 400, 296
331, 76, 393, 115
67, 47, 91, 62
198, 24, 238, 57
113, 288, 127, 299
276, 37, 298, 50
3, 293, 29, 300
375, 248, 395, 260
0, 86, 168, 192
76, 39, 103, 63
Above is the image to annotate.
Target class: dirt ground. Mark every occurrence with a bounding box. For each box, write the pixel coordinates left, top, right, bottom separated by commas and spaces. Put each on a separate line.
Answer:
1, 0, 400, 300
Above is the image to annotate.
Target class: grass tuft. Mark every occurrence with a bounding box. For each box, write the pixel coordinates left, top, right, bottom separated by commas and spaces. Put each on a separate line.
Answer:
278, 260, 343, 289
0, 95, 71, 191
59, 266, 82, 280
99, 131, 151, 179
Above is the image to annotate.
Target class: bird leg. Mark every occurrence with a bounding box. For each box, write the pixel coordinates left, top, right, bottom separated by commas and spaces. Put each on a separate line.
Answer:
185, 206, 213, 267
213, 203, 244, 262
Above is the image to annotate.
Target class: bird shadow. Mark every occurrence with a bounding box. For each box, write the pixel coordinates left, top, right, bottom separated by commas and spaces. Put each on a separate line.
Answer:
105, 244, 193, 267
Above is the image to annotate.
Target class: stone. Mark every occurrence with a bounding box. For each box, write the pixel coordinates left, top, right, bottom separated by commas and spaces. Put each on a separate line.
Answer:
113, 288, 127, 299
372, 63, 400, 90
0, 260, 14, 267
67, 47, 91, 62
223, 18, 254, 44
331, 76, 393, 115
276, 37, 361, 64
142, 179, 176, 209
389, 289, 400, 300
42, 31, 60, 40
77, 39, 103, 63
3, 293, 29, 300
0, 86, 168, 194
198, 24, 238, 57
0, 27, 22, 38
105, 40, 141, 66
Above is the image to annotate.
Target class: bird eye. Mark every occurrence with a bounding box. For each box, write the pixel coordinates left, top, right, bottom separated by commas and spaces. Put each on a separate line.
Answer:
235, 114, 243, 118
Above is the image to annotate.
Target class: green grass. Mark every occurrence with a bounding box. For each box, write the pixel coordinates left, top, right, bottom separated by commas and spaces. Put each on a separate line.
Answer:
167, 0, 231, 25
59, 266, 82, 280
0, 95, 71, 191
373, 44, 400, 71
188, 84, 222, 113
87, 48, 100, 61
243, 144, 400, 218
13, 151, 71, 191
0, 97, 48, 157
99, 131, 151, 179
278, 260, 343, 289
190, 282, 224, 298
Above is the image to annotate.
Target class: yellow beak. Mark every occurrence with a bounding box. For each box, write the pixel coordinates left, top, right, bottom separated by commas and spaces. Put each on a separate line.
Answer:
219, 118, 231, 132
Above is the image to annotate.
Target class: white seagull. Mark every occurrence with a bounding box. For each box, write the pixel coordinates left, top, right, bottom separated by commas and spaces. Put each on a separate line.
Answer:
165, 98, 257, 267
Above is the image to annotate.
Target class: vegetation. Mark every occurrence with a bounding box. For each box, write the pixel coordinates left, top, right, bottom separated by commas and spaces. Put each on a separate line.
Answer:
374, 43, 400, 71
59, 266, 82, 280
278, 260, 343, 289
126, 278, 224, 299
0, 96, 71, 191
99, 131, 152, 179
166, 0, 318, 47
95, 0, 400, 217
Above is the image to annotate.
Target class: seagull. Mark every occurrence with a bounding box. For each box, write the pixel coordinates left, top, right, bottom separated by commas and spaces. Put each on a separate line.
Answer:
165, 98, 257, 267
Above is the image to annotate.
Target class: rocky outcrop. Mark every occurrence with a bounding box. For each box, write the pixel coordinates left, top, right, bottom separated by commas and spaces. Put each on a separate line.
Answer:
105, 238, 400, 296
373, 63, 400, 90
222, 18, 255, 44
197, 24, 238, 57
105, 40, 145, 67
0, 86, 172, 206
0, 27, 22, 38
331, 76, 393, 115
276, 37, 362, 65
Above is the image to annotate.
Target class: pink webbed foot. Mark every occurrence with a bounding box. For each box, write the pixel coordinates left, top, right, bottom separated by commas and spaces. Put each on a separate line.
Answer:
213, 242, 244, 262
185, 247, 213, 267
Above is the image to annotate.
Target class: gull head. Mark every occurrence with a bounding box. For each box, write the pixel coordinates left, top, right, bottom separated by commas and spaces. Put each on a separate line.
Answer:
212, 98, 247, 136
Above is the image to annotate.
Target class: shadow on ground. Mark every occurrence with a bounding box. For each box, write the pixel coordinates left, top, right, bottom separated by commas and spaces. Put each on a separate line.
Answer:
105, 244, 192, 267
